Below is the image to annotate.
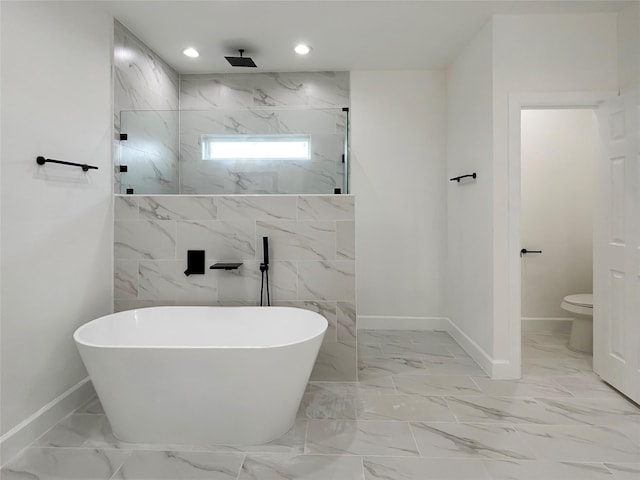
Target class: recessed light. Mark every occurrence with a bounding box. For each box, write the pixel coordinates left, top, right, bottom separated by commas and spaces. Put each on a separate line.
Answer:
183, 47, 199, 58
294, 44, 311, 55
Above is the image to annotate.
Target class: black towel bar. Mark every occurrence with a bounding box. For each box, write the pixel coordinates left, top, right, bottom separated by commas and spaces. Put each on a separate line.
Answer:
450, 173, 476, 182
36, 156, 98, 172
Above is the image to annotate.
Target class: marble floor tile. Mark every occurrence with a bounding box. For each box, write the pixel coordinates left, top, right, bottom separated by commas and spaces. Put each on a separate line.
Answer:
305, 381, 355, 394
36, 414, 233, 454
308, 378, 396, 396
471, 376, 574, 398
393, 375, 483, 396
550, 374, 625, 398
522, 333, 571, 347
533, 396, 640, 426
422, 352, 463, 365
521, 355, 593, 376
521, 334, 590, 358
206, 419, 307, 455
615, 423, 640, 446
358, 355, 427, 379
352, 376, 397, 395
363, 456, 492, 480
358, 344, 384, 356
410, 422, 536, 460
422, 357, 488, 377
483, 459, 619, 480
410, 331, 457, 345
515, 424, 640, 462
111, 451, 243, 479
381, 342, 455, 357
78, 415, 129, 449
604, 463, 640, 479
10, 329, 634, 480
311, 339, 357, 382
298, 384, 357, 420
356, 394, 456, 421
239, 454, 364, 480
34, 414, 105, 448
445, 396, 571, 424
357, 330, 413, 346
445, 343, 472, 358
305, 420, 419, 456
1, 448, 129, 480
521, 342, 591, 360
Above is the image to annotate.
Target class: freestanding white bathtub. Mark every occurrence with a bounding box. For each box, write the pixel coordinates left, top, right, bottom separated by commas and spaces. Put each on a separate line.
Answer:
74, 306, 327, 445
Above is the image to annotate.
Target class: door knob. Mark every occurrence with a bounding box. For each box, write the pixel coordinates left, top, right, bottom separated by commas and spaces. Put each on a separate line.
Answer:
520, 248, 542, 257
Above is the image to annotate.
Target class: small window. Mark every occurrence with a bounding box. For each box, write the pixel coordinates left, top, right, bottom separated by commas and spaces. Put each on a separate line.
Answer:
202, 134, 311, 161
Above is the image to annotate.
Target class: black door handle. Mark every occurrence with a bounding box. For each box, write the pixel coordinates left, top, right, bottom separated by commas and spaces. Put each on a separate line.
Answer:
521, 248, 542, 257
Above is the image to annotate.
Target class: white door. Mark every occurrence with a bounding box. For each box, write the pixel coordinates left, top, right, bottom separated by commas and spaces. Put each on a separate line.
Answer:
593, 89, 640, 403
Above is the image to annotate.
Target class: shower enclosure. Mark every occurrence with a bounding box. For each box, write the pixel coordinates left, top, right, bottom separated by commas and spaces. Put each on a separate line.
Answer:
116, 107, 349, 195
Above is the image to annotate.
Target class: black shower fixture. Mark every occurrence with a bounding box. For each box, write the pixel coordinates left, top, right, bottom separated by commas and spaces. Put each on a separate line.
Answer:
225, 49, 257, 68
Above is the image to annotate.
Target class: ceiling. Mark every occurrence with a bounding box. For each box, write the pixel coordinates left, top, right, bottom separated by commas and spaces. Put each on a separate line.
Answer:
99, 1, 631, 74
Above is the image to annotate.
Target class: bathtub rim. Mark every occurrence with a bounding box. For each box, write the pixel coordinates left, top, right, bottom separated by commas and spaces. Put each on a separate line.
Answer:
74, 305, 328, 350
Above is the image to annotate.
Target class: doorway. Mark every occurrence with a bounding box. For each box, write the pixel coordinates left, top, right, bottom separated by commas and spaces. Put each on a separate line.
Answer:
507, 91, 640, 404
505, 91, 615, 381
519, 108, 597, 375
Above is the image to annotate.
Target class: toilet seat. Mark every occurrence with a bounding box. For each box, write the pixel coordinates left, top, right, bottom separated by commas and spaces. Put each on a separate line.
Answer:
561, 293, 593, 317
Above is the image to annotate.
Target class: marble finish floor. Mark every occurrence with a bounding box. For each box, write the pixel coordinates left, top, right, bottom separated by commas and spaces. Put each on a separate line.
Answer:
3, 330, 639, 479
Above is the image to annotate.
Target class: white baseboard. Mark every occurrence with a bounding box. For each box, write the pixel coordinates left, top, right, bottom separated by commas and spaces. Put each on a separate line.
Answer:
444, 320, 495, 377
522, 317, 573, 334
0, 377, 95, 466
357, 315, 450, 331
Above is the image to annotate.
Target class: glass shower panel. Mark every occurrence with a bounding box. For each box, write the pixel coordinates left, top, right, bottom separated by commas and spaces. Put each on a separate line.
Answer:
118, 110, 180, 194
117, 108, 347, 195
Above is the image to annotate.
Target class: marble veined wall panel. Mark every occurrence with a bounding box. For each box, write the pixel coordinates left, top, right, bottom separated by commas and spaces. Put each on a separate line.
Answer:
180, 72, 349, 110
114, 194, 356, 381
178, 109, 345, 194
178, 72, 348, 194
114, 21, 179, 112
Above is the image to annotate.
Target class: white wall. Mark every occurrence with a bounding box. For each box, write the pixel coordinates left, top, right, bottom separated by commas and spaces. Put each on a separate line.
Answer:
491, 13, 618, 367
446, 21, 494, 355
351, 70, 447, 321
0, 1, 113, 460
521, 109, 596, 318
445, 13, 618, 376
617, 1, 640, 93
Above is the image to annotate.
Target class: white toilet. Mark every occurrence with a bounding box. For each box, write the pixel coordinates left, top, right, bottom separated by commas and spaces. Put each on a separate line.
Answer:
560, 293, 593, 353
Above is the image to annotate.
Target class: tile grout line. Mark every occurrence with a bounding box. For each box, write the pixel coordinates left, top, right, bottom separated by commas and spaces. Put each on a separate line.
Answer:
234, 453, 246, 480
106, 450, 132, 480
406, 421, 423, 457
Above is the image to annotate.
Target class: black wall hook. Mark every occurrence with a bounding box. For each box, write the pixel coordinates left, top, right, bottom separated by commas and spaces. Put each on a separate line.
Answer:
450, 172, 477, 183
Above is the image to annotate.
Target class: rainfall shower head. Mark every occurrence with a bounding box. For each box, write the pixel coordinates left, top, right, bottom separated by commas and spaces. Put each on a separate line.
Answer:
225, 49, 257, 68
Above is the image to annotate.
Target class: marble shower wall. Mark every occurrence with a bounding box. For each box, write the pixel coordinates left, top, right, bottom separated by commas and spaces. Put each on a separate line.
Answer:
113, 21, 180, 194
114, 194, 357, 381
180, 72, 350, 110
179, 72, 349, 194
179, 108, 347, 195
